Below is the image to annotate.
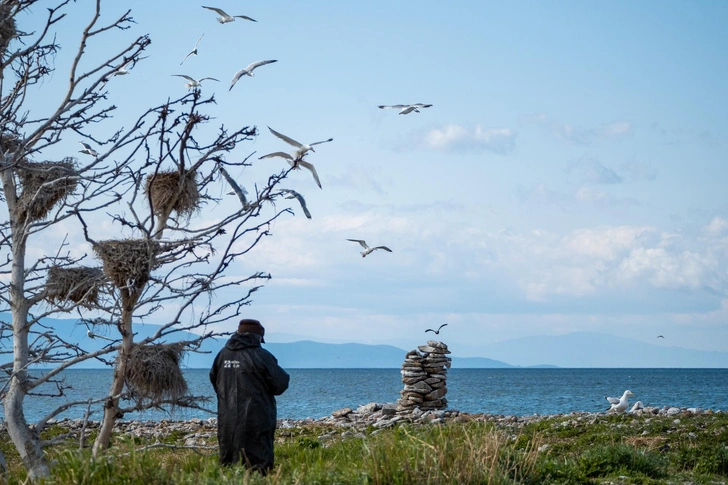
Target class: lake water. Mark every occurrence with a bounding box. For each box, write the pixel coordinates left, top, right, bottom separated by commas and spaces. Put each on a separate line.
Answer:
3, 368, 727, 423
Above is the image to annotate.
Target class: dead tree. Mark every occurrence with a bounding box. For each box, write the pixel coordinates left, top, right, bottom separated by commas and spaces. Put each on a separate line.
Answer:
78, 94, 295, 456
0, 0, 303, 478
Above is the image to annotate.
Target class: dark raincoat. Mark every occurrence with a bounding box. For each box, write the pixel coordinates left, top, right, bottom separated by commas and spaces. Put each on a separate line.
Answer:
210, 332, 290, 469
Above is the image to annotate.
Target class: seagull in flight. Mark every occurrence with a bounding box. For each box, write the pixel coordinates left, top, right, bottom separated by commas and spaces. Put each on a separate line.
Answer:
280, 189, 311, 219
79, 142, 98, 158
425, 324, 448, 335
346, 239, 393, 258
202, 6, 257, 24
172, 74, 220, 90
180, 33, 205, 65
259, 151, 322, 189
84, 323, 114, 342
98, 59, 135, 90
657, 335, 665, 339
219, 166, 249, 209
606, 390, 634, 413
229, 60, 277, 90
266, 126, 333, 159
378, 103, 433, 115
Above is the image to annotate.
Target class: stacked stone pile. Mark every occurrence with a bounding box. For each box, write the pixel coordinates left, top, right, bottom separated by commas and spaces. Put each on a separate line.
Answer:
397, 340, 452, 412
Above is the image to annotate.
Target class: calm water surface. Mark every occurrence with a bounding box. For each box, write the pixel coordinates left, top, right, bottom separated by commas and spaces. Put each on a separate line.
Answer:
3, 368, 726, 423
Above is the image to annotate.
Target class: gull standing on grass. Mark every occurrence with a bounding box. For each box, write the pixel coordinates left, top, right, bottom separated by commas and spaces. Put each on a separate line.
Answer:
202, 6, 257, 24
180, 33, 205, 65
229, 60, 277, 90
605, 390, 634, 413
172, 74, 220, 90
378, 103, 433, 115
79, 142, 98, 158
346, 239, 393, 258
280, 189, 311, 219
259, 151, 322, 189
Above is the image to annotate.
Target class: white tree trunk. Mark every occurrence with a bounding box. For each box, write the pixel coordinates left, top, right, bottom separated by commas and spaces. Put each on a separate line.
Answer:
2, 230, 50, 481
92, 297, 135, 457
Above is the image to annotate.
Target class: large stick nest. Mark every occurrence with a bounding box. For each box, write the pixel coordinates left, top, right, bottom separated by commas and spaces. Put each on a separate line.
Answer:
144, 170, 200, 217
0, 3, 17, 56
16, 159, 78, 222
45, 266, 106, 307
125, 342, 188, 402
0, 131, 21, 154
93, 239, 161, 289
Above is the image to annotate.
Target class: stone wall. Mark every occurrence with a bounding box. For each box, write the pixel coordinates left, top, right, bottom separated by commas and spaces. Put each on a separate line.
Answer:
397, 340, 451, 412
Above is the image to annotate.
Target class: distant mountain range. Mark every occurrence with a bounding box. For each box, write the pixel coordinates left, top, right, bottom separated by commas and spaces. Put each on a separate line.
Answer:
2, 315, 727, 368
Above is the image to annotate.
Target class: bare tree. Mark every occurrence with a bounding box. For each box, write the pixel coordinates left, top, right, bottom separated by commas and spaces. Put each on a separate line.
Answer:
0, 0, 302, 478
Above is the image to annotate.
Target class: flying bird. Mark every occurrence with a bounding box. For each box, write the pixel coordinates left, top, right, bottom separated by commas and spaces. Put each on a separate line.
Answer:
98, 59, 135, 90
180, 33, 205, 65
202, 6, 257, 24
86, 329, 114, 341
280, 189, 311, 219
657, 335, 665, 339
172, 74, 220, 90
378, 103, 433, 115
425, 324, 448, 335
229, 60, 277, 90
79, 142, 98, 158
219, 166, 249, 209
266, 126, 333, 159
606, 390, 634, 413
259, 151, 322, 189
346, 239, 393, 258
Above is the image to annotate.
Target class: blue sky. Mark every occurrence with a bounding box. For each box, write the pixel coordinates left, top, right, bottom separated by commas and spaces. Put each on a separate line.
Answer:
15, 1, 728, 356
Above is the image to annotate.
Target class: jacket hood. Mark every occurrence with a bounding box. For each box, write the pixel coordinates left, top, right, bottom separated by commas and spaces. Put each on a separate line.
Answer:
225, 332, 262, 351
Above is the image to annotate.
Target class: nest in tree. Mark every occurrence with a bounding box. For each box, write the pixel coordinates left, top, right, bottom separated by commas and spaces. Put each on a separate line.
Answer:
0, 131, 21, 154
125, 342, 188, 402
93, 239, 161, 289
45, 266, 106, 307
0, 4, 17, 56
144, 170, 200, 217
16, 159, 78, 222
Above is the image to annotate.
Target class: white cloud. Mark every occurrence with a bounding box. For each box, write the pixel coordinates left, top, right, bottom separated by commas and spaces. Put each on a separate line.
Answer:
528, 114, 632, 145
423, 124, 516, 154
705, 216, 728, 236
566, 157, 623, 184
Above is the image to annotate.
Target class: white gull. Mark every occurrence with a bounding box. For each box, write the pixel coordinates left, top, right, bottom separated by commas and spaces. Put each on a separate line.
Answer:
79, 142, 98, 158
346, 239, 393, 258
259, 151, 322, 189
180, 33, 205, 65
606, 390, 634, 413
172, 74, 220, 90
202, 6, 257, 24
378, 103, 433, 115
229, 60, 277, 90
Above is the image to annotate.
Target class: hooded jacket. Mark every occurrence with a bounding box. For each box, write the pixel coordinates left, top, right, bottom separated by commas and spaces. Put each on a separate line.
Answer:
210, 332, 290, 468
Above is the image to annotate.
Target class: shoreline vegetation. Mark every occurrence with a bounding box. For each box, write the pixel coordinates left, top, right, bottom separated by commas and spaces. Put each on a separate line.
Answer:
1, 404, 727, 484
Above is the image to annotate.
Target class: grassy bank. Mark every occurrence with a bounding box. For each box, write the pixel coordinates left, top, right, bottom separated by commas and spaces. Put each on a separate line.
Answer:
1, 412, 727, 484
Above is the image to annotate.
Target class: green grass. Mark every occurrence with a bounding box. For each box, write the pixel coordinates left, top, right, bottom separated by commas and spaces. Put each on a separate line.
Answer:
1, 413, 727, 484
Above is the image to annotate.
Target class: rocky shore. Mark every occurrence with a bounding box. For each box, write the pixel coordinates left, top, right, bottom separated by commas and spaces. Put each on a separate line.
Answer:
27, 403, 722, 447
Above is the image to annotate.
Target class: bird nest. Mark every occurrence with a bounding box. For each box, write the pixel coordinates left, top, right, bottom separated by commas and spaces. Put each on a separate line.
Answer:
144, 170, 200, 217
16, 159, 78, 222
45, 266, 106, 307
0, 131, 21, 154
0, 4, 17, 56
93, 239, 161, 289
125, 342, 188, 402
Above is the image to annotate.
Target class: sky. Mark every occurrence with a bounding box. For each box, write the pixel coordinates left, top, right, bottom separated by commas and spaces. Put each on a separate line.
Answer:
10, 1, 728, 357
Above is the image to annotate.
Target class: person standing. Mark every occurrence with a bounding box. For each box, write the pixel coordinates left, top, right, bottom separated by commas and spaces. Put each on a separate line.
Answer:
210, 319, 290, 472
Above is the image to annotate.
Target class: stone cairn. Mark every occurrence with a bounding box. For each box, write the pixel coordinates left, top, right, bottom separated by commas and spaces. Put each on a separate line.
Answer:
397, 340, 451, 412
